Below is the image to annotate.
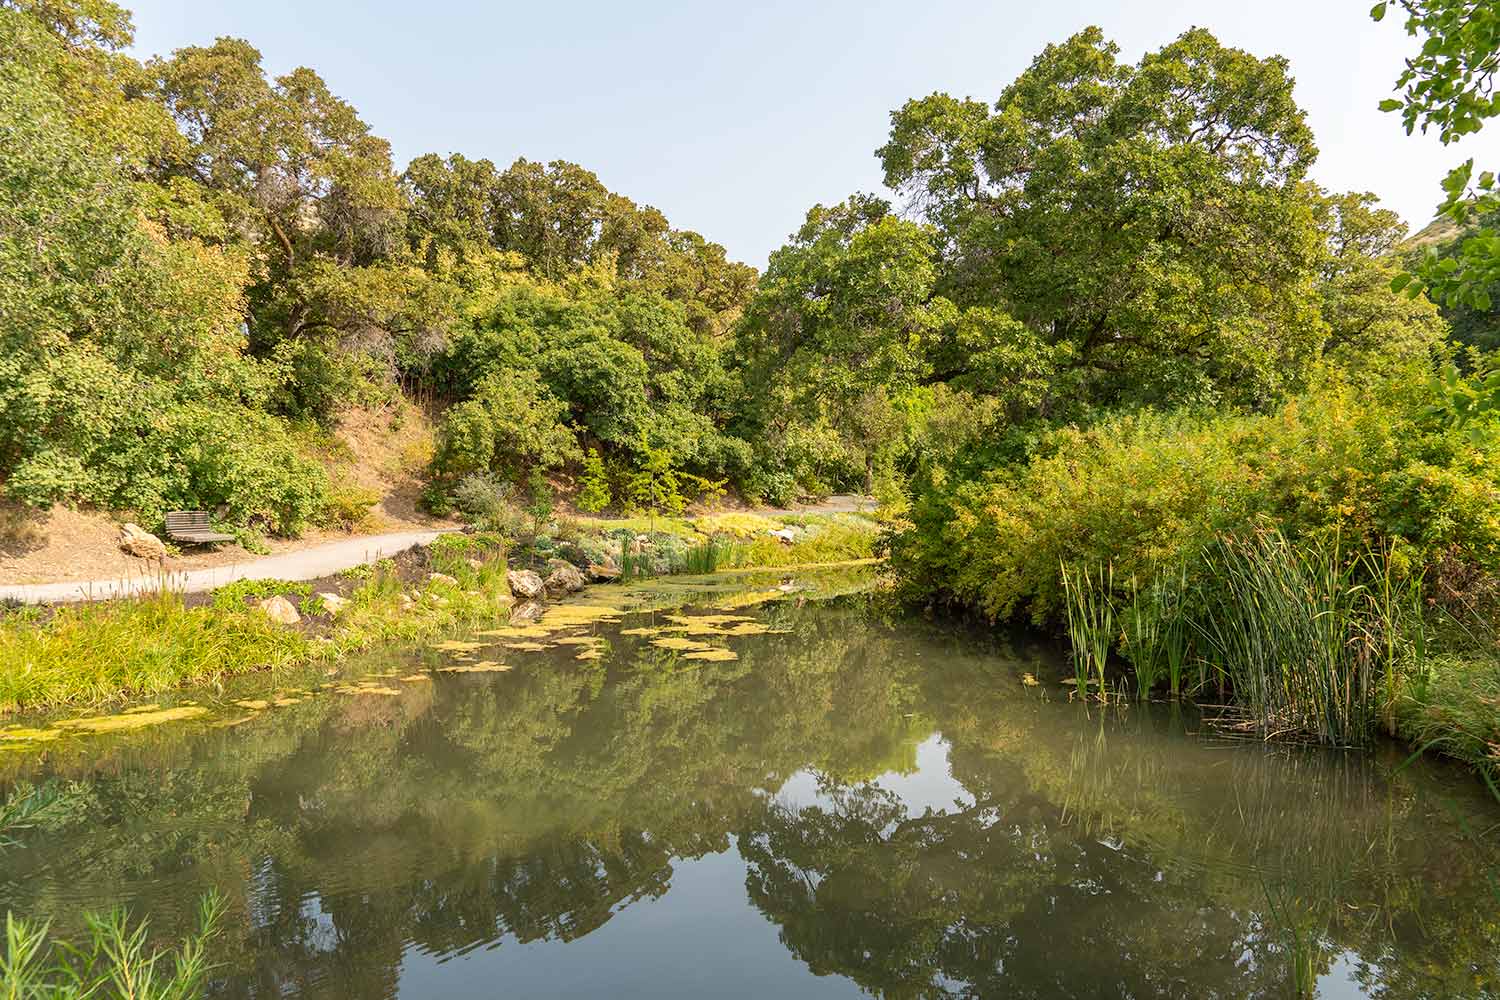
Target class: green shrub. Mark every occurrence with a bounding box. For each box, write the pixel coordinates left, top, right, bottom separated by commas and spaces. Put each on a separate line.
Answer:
891, 376, 1500, 625
451, 472, 524, 535
432, 369, 581, 478
4, 400, 330, 537
428, 531, 507, 574
723, 515, 878, 568
209, 578, 312, 611
525, 468, 555, 534
625, 435, 688, 515
432, 400, 495, 478
322, 478, 381, 532
576, 449, 612, 513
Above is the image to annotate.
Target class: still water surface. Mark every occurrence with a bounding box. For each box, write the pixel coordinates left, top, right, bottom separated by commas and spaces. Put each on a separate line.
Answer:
2, 569, 1498, 998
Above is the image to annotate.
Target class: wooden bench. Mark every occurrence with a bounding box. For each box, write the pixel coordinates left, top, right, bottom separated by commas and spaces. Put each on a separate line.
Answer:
164, 511, 235, 544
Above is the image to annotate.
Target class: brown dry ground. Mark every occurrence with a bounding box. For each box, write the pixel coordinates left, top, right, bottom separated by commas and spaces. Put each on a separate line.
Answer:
0, 399, 459, 586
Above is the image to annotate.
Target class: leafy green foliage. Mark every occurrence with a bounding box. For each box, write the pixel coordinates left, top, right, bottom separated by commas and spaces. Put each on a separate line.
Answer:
402, 154, 756, 337
1375, 1, 1500, 320
0, 892, 223, 1000
451, 473, 525, 535
889, 371, 1500, 625
209, 578, 312, 611
1371, 0, 1499, 142
626, 435, 688, 516
877, 27, 1325, 411
0, 5, 331, 533
437, 270, 750, 483
575, 450, 612, 513
0, 0, 766, 528
524, 468, 555, 535
433, 368, 581, 478
1414, 209, 1500, 353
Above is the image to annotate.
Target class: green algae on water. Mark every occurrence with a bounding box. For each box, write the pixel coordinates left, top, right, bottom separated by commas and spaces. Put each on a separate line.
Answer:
53, 706, 209, 733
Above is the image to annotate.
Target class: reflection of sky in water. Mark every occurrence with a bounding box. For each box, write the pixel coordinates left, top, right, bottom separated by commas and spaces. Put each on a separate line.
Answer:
775, 734, 971, 817
1319, 951, 1372, 1000
397, 847, 864, 999
400, 736, 975, 998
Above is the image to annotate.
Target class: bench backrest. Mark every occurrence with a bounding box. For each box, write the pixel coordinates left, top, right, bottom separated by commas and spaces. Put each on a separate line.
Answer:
164, 511, 212, 532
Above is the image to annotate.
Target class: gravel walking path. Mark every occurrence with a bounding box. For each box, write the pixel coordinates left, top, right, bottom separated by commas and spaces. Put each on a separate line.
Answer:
0, 530, 448, 605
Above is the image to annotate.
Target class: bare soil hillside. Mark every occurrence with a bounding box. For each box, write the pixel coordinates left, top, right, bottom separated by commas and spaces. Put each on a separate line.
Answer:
0, 398, 457, 586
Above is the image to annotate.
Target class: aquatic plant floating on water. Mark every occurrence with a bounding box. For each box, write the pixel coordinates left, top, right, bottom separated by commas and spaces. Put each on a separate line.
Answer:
665, 620, 730, 636
0, 727, 61, 745
713, 589, 788, 611
651, 637, 713, 652
664, 614, 756, 626
682, 648, 738, 662
335, 684, 402, 696
53, 706, 209, 733
476, 625, 555, 639
717, 622, 774, 636
437, 661, 513, 673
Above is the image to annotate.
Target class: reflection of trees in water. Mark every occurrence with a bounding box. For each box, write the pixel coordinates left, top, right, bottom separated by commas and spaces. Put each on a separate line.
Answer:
0, 597, 1496, 998
735, 654, 1500, 999
0, 600, 925, 996
740, 780, 1272, 998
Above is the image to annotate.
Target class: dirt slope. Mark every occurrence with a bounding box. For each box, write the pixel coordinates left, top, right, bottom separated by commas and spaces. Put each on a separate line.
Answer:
0, 399, 457, 587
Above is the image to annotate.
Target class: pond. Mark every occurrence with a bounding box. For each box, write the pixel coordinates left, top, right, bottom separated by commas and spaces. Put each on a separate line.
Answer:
1, 566, 1498, 998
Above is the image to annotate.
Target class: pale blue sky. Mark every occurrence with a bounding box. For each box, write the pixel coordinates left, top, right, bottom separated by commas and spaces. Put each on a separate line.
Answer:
123, 0, 1500, 269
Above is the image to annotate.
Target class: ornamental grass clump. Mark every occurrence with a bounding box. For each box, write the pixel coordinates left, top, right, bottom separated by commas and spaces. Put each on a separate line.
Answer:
0, 893, 223, 999
1194, 529, 1427, 747
1058, 526, 1427, 745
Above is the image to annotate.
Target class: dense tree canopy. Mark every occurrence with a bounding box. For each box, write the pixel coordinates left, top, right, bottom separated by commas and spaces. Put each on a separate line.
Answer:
0, 0, 757, 526
0, 0, 1485, 530
732, 26, 1451, 502
877, 28, 1326, 410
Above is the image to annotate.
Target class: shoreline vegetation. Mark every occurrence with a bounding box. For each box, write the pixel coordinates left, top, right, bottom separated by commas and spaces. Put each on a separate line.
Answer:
0, 513, 879, 718
0, 0, 1497, 868
885, 380, 1500, 787
5, 0, 1500, 992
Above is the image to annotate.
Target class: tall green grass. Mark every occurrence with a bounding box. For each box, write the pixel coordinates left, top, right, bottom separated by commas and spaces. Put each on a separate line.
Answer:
619, 543, 652, 582
1116, 571, 1191, 701
1061, 563, 1113, 700
1197, 530, 1425, 746
677, 537, 739, 575
1059, 527, 1427, 746
0, 894, 223, 999
0, 594, 309, 713
0, 538, 516, 714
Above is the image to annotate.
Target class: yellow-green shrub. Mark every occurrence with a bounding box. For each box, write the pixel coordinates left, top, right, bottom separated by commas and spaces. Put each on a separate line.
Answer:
890, 376, 1500, 624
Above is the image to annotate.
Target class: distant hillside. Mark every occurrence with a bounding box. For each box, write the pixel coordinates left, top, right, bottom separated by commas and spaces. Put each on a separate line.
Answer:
1396, 206, 1500, 355
1403, 213, 1465, 250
